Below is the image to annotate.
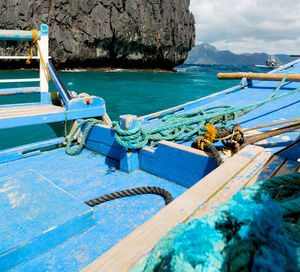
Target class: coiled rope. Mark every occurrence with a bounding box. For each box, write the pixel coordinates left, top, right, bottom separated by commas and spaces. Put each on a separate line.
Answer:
85, 186, 173, 207
131, 172, 300, 272
111, 74, 299, 150
66, 118, 104, 155
66, 73, 300, 155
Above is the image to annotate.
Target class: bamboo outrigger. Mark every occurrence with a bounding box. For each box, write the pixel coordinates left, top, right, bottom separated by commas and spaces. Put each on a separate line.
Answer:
0, 25, 299, 271
217, 72, 300, 82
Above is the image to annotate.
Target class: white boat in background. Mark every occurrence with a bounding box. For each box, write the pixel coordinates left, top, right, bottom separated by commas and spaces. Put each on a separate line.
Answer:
254, 55, 280, 68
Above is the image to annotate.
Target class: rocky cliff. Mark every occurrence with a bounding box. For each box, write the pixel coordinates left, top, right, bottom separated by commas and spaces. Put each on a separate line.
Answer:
0, 0, 195, 70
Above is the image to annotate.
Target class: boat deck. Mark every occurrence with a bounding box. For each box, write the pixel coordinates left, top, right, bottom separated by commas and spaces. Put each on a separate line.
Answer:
0, 61, 299, 271
139, 62, 300, 154
0, 148, 186, 271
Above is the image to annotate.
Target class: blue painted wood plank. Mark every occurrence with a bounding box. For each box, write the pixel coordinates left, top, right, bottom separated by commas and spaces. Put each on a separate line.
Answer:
140, 141, 217, 188
0, 103, 105, 129
80, 122, 121, 160
279, 136, 300, 161
0, 137, 65, 164
0, 87, 40, 96
0, 169, 94, 271
0, 148, 186, 272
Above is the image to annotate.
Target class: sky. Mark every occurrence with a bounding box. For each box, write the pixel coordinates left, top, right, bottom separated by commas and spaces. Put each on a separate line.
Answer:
189, 0, 300, 54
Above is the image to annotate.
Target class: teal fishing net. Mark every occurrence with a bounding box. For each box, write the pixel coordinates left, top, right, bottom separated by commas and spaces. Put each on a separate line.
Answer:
131, 173, 300, 272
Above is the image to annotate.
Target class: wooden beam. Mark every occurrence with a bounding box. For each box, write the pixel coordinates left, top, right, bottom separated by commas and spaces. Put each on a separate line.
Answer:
217, 72, 300, 82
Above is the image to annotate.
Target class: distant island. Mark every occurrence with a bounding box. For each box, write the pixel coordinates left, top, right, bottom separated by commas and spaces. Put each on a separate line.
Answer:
185, 43, 294, 65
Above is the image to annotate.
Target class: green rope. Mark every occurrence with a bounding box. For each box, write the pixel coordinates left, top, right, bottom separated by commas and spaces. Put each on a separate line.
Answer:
113, 75, 300, 150
66, 73, 300, 153
66, 118, 104, 155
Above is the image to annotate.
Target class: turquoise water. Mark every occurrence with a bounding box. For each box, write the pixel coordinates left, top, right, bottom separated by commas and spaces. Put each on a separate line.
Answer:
0, 64, 263, 149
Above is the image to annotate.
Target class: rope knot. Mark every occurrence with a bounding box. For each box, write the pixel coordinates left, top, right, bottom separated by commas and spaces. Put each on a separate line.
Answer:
112, 121, 148, 150
197, 136, 212, 151
223, 124, 245, 155
204, 123, 217, 143
26, 29, 39, 65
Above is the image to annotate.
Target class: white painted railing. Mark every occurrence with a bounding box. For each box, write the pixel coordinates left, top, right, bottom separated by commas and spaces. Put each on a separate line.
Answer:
0, 25, 49, 103
0, 78, 40, 83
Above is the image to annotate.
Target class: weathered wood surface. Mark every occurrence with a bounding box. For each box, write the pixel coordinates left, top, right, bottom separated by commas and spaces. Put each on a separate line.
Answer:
0, 87, 40, 96
140, 140, 216, 188
191, 150, 272, 219
82, 146, 265, 272
0, 105, 63, 119
245, 155, 285, 186
217, 72, 300, 82
0, 169, 94, 271
274, 159, 299, 176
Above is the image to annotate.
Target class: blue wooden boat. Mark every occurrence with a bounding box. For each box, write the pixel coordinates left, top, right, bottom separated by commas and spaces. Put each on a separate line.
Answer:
0, 25, 299, 272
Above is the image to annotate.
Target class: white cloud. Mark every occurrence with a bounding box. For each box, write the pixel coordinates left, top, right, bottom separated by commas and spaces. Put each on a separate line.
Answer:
190, 0, 300, 54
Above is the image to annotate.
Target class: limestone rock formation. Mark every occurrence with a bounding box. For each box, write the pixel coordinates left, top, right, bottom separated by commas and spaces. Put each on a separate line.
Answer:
0, 0, 195, 70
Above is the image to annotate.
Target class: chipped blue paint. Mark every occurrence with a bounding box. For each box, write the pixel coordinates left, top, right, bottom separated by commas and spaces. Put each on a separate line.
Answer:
254, 156, 286, 181
0, 137, 65, 164
0, 103, 106, 130
0, 148, 186, 271
0, 169, 94, 271
0, 46, 299, 271
140, 142, 217, 188
279, 136, 300, 161
0, 87, 40, 96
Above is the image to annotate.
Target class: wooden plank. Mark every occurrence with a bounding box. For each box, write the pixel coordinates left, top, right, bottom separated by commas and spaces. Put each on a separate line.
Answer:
274, 159, 299, 176
100, 113, 112, 126
278, 136, 300, 161
217, 72, 300, 82
245, 155, 286, 186
0, 103, 105, 129
0, 170, 94, 271
0, 87, 40, 96
0, 105, 63, 119
82, 146, 264, 272
0, 137, 65, 164
191, 151, 272, 219
139, 141, 216, 188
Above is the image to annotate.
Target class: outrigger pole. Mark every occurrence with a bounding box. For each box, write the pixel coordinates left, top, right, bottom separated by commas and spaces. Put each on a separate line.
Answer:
217, 72, 300, 82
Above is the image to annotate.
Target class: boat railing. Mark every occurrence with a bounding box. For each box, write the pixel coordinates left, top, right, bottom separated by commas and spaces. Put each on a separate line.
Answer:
0, 24, 50, 103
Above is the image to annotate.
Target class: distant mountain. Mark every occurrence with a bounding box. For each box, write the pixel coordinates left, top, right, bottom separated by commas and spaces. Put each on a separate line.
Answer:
185, 43, 294, 65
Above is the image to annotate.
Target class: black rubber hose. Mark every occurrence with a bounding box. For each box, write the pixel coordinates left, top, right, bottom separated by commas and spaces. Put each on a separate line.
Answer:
85, 186, 173, 207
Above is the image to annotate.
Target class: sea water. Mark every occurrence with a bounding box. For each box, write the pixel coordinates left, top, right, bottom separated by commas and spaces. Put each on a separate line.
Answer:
0, 64, 265, 149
